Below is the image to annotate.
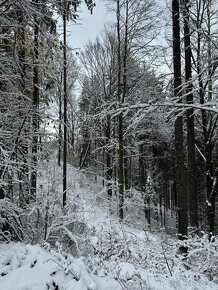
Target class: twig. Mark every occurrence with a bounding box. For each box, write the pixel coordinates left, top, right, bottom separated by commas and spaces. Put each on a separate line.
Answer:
161, 242, 172, 276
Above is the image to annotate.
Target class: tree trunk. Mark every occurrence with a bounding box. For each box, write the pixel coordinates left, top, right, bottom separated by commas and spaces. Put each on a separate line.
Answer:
139, 143, 146, 192
116, 0, 124, 220
16, 8, 29, 201
58, 79, 62, 167
175, 116, 188, 239
106, 115, 112, 199
182, 0, 198, 231
144, 194, 151, 229
118, 114, 124, 219
205, 1, 216, 239
124, 149, 130, 191
172, 0, 188, 241
63, 1, 67, 207
30, 3, 39, 199
196, 1, 216, 238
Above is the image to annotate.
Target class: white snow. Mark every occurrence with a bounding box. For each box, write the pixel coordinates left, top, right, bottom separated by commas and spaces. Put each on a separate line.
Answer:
0, 160, 218, 290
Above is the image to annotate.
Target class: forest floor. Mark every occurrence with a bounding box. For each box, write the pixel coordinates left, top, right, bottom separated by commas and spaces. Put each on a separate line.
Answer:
0, 158, 218, 290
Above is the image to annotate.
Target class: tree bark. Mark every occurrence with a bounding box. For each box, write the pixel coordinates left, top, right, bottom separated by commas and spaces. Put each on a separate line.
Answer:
172, 0, 188, 241
139, 142, 146, 193
175, 116, 188, 239
106, 115, 112, 199
58, 85, 62, 167
116, 0, 124, 220
63, 1, 67, 207
31, 2, 39, 199
182, 0, 198, 231
196, 0, 216, 238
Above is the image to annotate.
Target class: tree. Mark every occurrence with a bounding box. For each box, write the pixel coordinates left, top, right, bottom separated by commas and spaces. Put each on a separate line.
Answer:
79, 28, 118, 198
58, 0, 94, 207
187, 0, 218, 237
181, 0, 198, 231
30, 0, 40, 199
172, 0, 188, 241
62, 0, 67, 207
116, 0, 124, 219
78, 0, 164, 222
79, 23, 168, 225
113, 0, 160, 220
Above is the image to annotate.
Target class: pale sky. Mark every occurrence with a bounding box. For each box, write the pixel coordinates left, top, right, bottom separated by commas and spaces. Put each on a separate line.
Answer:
67, 0, 113, 51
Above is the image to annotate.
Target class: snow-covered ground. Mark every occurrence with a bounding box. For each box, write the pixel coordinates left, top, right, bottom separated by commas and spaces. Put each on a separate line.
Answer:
0, 159, 218, 290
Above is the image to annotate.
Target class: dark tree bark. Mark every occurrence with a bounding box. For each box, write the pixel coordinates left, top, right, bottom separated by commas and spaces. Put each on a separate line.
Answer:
144, 194, 151, 229
195, 0, 216, 238
106, 115, 112, 199
63, 0, 67, 207
205, 1, 216, 239
172, 0, 188, 240
172, 0, 182, 98
58, 76, 62, 167
16, 8, 30, 201
31, 1, 39, 199
139, 142, 146, 193
182, 0, 198, 231
124, 150, 130, 191
116, 0, 124, 220
159, 192, 164, 227
175, 117, 188, 239
0, 168, 5, 200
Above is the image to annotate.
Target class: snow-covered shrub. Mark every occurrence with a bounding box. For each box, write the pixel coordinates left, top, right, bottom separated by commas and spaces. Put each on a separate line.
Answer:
27, 159, 88, 252
0, 198, 24, 242
0, 157, 89, 254
176, 234, 218, 283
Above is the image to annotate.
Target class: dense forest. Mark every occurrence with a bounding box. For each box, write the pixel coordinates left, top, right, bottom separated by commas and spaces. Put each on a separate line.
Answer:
0, 0, 218, 289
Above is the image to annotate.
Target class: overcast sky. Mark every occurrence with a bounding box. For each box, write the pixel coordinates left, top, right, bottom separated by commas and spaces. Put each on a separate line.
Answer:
57, 0, 167, 53
66, 0, 113, 51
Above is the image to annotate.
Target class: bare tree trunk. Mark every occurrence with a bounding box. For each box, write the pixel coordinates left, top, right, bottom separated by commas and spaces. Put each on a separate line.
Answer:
182, 0, 198, 231
116, 0, 124, 220
159, 192, 164, 227
175, 117, 188, 239
16, 8, 29, 202
144, 194, 151, 229
118, 115, 124, 219
58, 85, 62, 167
63, 1, 67, 207
206, 0, 216, 239
196, 0, 216, 238
102, 146, 105, 187
172, 0, 188, 241
124, 149, 130, 191
139, 142, 146, 193
106, 115, 112, 199
0, 168, 4, 200
31, 3, 39, 199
